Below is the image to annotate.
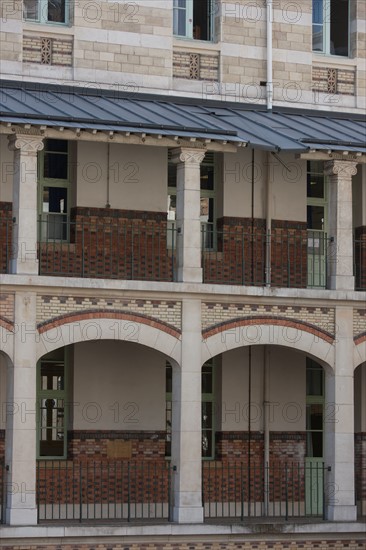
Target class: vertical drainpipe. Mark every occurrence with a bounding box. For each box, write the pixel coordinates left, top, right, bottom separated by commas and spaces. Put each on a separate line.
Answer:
264, 0, 273, 516
265, 1, 273, 286
266, 0, 273, 112
263, 347, 270, 515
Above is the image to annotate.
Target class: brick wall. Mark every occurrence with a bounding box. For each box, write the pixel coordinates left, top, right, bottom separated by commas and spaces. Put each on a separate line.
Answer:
355, 226, 366, 291
355, 432, 366, 512
2, 542, 366, 550
203, 218, 307, 288
0, 202, 12, 274
201, 302, 335, 336
39, 207, 175, 281
206, 431, 306, 505
68, 431, 166, 461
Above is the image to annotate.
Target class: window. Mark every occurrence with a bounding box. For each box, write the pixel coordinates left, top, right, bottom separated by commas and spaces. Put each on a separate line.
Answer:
24, 0, 69, 24
167, 151, 216, 250
37, 348, 68, 458
173, 0, 213, 41
307, 161, 328, 288
38, 139, 71, 241
165, 359, 215, 459
306, 359, 324, 458
312, 0, 349, 56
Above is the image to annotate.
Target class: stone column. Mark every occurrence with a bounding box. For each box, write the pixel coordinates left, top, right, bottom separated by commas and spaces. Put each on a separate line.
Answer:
171, 299, 204, 523
171, 148, 205, 283
8, 134, 44, 275
5, 291, 38, 525
324, 307, 357, 521
325, 159, 358, 290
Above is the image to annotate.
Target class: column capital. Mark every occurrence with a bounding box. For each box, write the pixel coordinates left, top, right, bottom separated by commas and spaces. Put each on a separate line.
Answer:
8, 133, 44, 154
325, 159, 358, 178
171, 147, 206, 166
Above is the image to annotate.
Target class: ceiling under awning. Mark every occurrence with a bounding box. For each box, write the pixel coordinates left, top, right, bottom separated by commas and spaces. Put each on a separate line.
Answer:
1, 81, 365, 153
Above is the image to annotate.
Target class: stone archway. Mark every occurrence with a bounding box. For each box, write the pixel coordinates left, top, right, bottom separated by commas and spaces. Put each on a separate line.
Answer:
202, 318, 335, 370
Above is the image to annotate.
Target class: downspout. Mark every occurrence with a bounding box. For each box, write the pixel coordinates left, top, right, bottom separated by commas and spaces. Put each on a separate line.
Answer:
266, 0, 273, 111
251, 150, 255, 283
265, 152, 272, 286
106, 143, 111, 208
263, 347, 270, 515
248, 346, 252, 514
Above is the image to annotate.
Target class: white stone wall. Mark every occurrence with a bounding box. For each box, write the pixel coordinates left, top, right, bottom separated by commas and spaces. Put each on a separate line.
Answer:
73, 340, 166, 430
220, 346, 306, 432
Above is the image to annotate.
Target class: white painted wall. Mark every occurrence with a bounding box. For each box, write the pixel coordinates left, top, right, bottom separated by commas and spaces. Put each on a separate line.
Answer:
271, 154, 307, 222
73, 340, 166, 430
76, 142, 168, 212
223, 149, 266, 219
0, 135, 14, 202
220, 346, 306, 432
222, 150, 306, 222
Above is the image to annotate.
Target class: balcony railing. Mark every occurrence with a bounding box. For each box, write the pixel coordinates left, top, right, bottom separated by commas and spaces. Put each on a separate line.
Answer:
37, 460, 172, 522
37, 217, 177, 281
2, 216, 366, 290
202, 461, 327, 520
201, 226, 328, 289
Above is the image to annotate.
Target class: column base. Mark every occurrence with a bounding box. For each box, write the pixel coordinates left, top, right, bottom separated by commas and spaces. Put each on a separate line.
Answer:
177, 267, 203, 283
172, 506, 204, 524
328, 275, 355, 291
326, 504, 357, 522
10, 259, 39, 275
6, 507, 38, 525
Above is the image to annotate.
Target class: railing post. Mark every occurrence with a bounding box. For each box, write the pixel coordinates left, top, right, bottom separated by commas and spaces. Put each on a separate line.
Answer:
127, 462, 131, 522
79, 461, 82, 523
285, 462, 288, 520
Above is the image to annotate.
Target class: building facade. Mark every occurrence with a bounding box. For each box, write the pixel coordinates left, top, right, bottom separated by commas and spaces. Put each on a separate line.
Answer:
0, 0, 365, 541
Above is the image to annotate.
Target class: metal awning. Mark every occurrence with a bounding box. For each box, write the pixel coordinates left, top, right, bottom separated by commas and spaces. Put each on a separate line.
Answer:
1, 81, 365, 153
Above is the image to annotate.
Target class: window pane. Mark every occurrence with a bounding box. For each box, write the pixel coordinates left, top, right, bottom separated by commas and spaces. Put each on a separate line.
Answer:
48, 0, 66, 23
202, 401, 212, 429
307, 174, 325, 199
166, 363, 172, 393
202, 364, 213, 394
312, 0, 324, 51
200, 164, 214, 190
306, 367, 324, 396
45, 139, 68, 153
306, 431, 323, 457
24, 0, 39, 20
41, 361, 65, 390
330, 0, 349, 56
44, 153, 68, 179
307, 205, 324, 230
202, 430, 212, 457
306, 403, 323, 430
193, 0, 211, 40
173, 0, 188, 36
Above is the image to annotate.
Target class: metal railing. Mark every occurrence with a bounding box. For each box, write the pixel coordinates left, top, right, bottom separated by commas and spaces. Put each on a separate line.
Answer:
354, 237, 366, 291
202, 461, 327, 520
202, 226, 328, 289
37, 460, 172, 523
355, 463, 366, 517
3, 216, 366, 291
37, 218, 177, 281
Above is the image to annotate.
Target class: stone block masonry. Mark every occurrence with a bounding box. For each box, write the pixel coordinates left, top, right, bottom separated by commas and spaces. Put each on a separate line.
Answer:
36, 295, 182, 333
1, 540, 365, 550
